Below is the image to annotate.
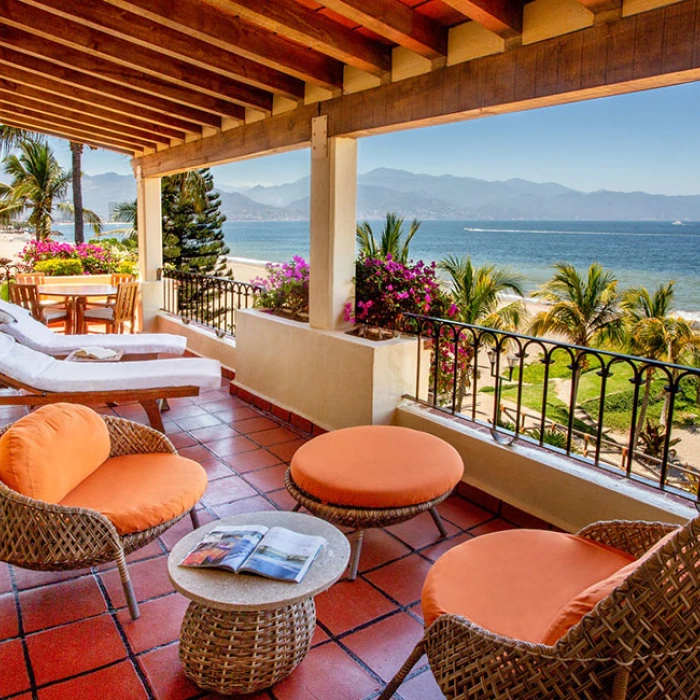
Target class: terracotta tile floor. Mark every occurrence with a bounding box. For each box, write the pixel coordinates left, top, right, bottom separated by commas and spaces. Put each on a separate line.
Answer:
0, 384, 521, 700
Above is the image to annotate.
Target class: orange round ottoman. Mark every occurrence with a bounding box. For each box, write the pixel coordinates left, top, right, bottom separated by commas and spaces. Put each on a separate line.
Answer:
285, 426, 464, 579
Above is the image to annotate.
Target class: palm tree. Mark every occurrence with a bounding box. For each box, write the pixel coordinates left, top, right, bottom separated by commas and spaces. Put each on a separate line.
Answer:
70, 141, 85, 244
438, 254, 526, 409
621, 282, 676, 444
3, 140, 70, 241
356, 212, 420, 264
632, 314, 700, 427
0, 125, 32, 155
530, 262, 623, 401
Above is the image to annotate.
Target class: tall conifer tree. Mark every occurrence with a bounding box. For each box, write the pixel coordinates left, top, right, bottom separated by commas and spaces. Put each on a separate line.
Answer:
162, 168, 229, 275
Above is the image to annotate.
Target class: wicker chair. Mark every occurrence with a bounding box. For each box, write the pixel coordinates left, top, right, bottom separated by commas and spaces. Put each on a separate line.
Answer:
379, 517, 700, 700
0, 415, 202, 620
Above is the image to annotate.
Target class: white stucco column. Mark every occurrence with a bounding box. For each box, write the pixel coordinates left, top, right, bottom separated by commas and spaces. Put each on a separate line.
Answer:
308, 116, 357, 330
134, 166, 162, 332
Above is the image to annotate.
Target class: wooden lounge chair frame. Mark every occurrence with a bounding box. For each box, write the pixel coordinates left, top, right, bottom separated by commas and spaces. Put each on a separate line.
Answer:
0, 416, 200, 620
0, 371, 199, 432
379, 517, 700, 700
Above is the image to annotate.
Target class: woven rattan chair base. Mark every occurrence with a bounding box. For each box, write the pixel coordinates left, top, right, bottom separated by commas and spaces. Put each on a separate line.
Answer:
179, 598, 315, 695
285, 468, 450, 579
378, 518, 700, 700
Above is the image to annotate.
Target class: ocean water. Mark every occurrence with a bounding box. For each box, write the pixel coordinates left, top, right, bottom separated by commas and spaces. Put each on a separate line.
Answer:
221, 220, 700, 317
55, 220, 700, 317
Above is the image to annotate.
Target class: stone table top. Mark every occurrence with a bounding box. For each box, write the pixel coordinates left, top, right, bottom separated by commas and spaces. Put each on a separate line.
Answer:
168, 511, 350, 611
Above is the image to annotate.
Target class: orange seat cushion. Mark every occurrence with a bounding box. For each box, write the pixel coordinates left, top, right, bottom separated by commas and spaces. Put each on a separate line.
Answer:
0, 404, 110, 503
541, 528, 679, 645
421, 530, 635, 645
59, 453, 207, 535
290, 426, 463, 508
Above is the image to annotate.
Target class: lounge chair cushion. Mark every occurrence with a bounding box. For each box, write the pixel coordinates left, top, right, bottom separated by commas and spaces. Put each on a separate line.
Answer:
421, 530, 636, 645
541, 528, 680, 645
290, 426, 463, 508
0, 333, 220, 393
0, 299, 187, 356
0, 404, 110, 503
59, 453, 208, 534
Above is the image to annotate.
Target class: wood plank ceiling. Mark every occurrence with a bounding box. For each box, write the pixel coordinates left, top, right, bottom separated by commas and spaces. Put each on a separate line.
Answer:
0, 0, 543, 155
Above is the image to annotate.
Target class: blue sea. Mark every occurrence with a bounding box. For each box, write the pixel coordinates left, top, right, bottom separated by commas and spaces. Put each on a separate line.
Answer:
57, 219, 700, 317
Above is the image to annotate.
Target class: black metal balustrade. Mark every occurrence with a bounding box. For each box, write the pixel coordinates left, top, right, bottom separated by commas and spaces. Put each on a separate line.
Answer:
0, 262, 19, 283
400, 312, 700, 504
160, 268, 260, 338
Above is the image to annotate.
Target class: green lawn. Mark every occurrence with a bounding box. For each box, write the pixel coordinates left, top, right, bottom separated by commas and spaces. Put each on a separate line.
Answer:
482, 356, 699, 436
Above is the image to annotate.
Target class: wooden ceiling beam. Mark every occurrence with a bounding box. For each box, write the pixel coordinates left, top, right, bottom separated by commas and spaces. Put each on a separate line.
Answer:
201, 0, 392, 76
0, 78, 187, 142
0, 88, 173, 145
20, 0, 304, 101
0, 102, 160, 150
0, 26, 246, 122
0, 1, 271, 112
576, 0, 622, 13
315, 0, 447, 59
0, 112, 143, 155
440, 0, 522, 38
0, 116, 135, 155
103, 0, 343, 91
0, 61, 198, 137
138, 0, 700, 177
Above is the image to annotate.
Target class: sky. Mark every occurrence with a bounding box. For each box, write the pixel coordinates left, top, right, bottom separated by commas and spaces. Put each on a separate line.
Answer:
35, 81, 700, 196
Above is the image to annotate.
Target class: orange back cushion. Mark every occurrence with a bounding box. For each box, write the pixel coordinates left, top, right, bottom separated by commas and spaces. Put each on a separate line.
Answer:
542, 528, 680, 645
0, 404, 111, 503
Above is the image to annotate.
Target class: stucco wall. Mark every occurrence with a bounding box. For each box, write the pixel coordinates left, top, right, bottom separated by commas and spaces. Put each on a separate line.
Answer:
234, 309, 419, 430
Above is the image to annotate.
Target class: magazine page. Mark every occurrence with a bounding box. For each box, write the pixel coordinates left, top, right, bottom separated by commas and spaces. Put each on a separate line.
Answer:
180, 525, 268, 572
239, 527, 326, 583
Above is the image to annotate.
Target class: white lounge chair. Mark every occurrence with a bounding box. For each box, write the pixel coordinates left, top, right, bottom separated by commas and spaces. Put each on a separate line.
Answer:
0, 299, 187, 357
0, 333, 222, 432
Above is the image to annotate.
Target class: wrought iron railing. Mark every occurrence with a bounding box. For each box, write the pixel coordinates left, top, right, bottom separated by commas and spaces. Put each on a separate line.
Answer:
160, 268, 261, 337
0, 262, 19, 283
401, 312, 700, 504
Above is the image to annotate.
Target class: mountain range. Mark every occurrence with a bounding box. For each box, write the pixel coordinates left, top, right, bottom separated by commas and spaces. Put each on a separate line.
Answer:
80, 168, 700, 222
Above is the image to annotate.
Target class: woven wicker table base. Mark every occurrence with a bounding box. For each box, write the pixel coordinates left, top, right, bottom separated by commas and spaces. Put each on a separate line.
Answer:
179, 597, 315, 695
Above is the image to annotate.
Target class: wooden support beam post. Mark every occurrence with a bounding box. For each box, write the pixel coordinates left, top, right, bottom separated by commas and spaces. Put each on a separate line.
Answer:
309, 116, 357, 331
134, 169, 163, 331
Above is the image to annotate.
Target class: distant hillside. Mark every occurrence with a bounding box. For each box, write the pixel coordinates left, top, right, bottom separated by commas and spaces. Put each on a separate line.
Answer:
69, 169, 700, 222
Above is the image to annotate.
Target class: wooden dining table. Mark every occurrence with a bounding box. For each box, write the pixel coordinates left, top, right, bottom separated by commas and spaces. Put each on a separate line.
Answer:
39, 283, 118, 334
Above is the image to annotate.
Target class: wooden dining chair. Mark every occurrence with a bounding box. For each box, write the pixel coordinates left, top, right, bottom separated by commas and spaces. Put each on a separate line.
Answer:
16, 273, 45, 284
78, 281, 139, 334
8, 283, 69, 332
15, 272, 63, 309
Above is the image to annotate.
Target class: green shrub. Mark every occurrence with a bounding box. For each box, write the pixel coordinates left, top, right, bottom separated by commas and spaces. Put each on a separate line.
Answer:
34, 258, 84, 276
0, 282, 8, 301
116, 260, 138, 276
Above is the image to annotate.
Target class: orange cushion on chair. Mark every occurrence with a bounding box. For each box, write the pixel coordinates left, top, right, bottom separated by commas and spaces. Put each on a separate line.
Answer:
540, 528, 680, 645
421, 530, 635, 645
59, 453, 207, 535
0, 404, 110, 503
290, 426, 463, 508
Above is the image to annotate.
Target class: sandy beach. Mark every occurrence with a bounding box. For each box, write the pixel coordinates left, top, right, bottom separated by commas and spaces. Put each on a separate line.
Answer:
0, 233, 29, 263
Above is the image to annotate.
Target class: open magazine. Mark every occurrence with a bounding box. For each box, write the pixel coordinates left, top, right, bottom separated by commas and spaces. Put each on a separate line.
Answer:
179, 525, 326, 583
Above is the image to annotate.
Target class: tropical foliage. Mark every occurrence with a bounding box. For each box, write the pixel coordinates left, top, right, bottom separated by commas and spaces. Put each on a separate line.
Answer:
253, 256, 309, 320
349, 255, 447, 335
1, 137, 102, 241
3, 140, 70, 241
356, 212, 420, 264
19, 239, 137, 275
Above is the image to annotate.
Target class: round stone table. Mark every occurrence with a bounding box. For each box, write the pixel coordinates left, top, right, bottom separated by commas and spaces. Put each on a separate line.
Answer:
168, 510, 350, 695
